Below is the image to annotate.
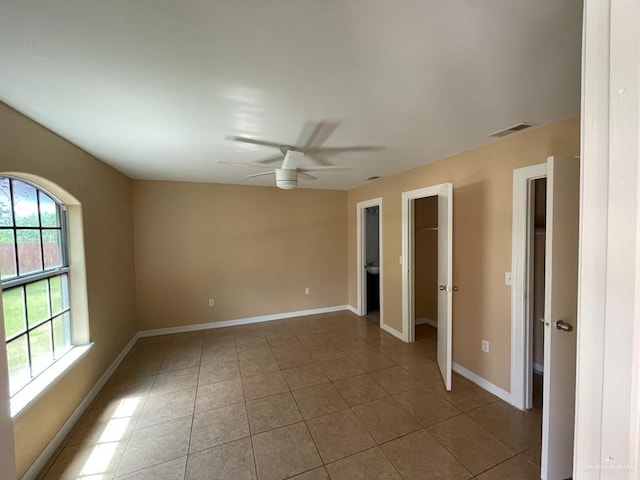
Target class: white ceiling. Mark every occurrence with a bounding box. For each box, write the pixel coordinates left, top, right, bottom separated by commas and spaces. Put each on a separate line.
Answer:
0, 1, 583, 190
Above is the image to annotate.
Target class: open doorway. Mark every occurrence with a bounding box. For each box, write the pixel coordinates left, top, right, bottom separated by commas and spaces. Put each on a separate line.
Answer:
356, 198, 383, 329
413, 196, 439, 350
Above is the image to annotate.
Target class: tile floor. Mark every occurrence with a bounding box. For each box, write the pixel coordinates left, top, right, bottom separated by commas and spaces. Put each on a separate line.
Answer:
39, 312, 543, 480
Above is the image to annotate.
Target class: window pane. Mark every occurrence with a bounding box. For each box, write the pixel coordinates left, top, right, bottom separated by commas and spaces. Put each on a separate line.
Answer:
53, 312, 71, 358
26, 279, 50, 327
7, 336, 30, 396
49, 274, 70, 314
30, 322, 53, 376
2, 287, 26, 338
0, 178, 12, 227
42, 229, 62, 269
39, 192, 59, 227
12, 181, 39, 227
16, 229, 42, 275
0, 229, 17, 280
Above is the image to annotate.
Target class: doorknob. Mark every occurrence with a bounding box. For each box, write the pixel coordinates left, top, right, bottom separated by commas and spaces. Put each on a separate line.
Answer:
452, 286, 459, 292
439, 285, 447, 291
555, 320, 574, 332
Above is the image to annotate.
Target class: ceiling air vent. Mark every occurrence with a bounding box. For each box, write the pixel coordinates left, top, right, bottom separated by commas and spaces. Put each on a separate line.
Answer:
488, 122, 535, 138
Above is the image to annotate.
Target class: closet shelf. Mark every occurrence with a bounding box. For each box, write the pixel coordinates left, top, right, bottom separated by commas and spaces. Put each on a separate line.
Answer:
416, 227, 439, 231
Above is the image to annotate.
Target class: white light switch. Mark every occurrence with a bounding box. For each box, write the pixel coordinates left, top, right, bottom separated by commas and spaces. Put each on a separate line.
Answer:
505, 272, 512, 286
399, 255, 402, 265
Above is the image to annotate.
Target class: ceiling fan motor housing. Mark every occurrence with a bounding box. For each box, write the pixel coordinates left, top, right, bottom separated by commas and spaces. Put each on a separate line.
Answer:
275, 169, 298, 190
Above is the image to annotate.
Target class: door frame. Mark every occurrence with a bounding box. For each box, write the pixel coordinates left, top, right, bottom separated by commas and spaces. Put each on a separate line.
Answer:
510, 162, 548, 410
401, 183, 452, 343
356, 198, 383, 327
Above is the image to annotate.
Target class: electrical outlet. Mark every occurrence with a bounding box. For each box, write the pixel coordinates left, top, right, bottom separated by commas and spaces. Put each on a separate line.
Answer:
505, 272, 512, 286
481, 340, 490, 353
305, 288, 310, 295
208, 298, 215, 307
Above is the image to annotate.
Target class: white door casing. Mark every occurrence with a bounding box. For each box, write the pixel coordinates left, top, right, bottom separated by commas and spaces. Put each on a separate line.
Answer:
541, 156, 580, 480
402, 183, 453, 390
356, 198, 383, 324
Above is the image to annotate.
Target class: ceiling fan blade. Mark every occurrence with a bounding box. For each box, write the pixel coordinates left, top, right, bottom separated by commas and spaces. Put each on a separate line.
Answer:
299, 165, 354, 172
244, 171, 277, 178
256, 154, 284, 165
226, 135, 283, 149
298, 172, 318, 181
216, 161, 275, 170
305, 146, 384, 154
296, 121, 339, 149
305, 153, 332, 166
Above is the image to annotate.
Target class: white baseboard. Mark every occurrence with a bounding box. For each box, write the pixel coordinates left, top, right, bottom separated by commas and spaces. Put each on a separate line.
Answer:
138, 305, 350, 337
22, 332, 140, 480
381, 322, 405, 341
416, 317, 438, 328
452, 362, 514, 406
347, 305, 359, 315
533, 362, 544, 374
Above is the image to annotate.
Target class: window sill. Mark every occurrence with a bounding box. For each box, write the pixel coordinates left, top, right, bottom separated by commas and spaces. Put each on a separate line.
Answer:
10, 344, 93, 419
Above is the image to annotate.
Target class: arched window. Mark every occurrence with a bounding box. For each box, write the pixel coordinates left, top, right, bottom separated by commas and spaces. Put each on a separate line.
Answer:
0, 177, 72, 396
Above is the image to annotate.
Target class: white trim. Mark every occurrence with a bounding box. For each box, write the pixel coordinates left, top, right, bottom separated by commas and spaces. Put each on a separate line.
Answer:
510, 163, 547, 411
533, 362, 544, 375
11, 344, 93, 419
346, 305, 359, 315
21, 334, 139, 480
380, 323, 404, 341
416, 317, 438, 329
453, 362, 514, 406
138, 305, 351, 337
355, 198, 383, 328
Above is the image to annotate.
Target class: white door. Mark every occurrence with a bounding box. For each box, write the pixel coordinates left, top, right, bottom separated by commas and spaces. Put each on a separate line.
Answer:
541, 156, 580, 480
437, 184, 453, 391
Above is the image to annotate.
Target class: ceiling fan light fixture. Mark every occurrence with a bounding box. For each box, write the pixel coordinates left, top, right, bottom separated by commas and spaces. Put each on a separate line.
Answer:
276, 169, 298, 190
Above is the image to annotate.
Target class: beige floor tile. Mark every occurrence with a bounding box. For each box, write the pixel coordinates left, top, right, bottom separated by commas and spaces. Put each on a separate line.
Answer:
477, 455, 541, 480
246, 391, 302, 434
137, 387, 196, 429
381, 429, 471, 480
348, 350, 396, 372
275, 348, 315, 369
335, 338, 373, 355
411, 339, 437, 360
160, 347, 202, 373
194, 378, 244, 413
430, 375, 497, 411
332, 374, 388, 407
308, 343, 347, 362
115, 352, 165, 379
197, 359, 240, 385
242, 370, 289, 400
282, 364, 330, 390
393, 386, 461, 427
150, 367, 199, 396
186, 437, 256, 480
353, 397, 421, 443
200, 345, 237, 365
115, 456, 187, 479
428, 415, 515, 475
118, 416, 192, 476
522, 442, 542, 466
67, 403, 140, 447
316, 357, 364, 381
189, 403, 250, 453
237, 343, 273, 361
43, 441, 128, 479
368, 365, 423, 394
306, 409, 375, 463
325, 447, 402, 480
297, 332, 332, 347
93, 375, 155, 409
239, 355, 280, 377
382, 345, 427, 364
400, 358, 442, 384
252, 423, 322, 480
289, 467, 329, 479
268, 335, 303, 352
467, 401, 542, 452
292, 383, 349, 420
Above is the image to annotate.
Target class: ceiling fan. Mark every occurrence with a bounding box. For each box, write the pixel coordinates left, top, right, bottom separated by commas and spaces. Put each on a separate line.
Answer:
218, 121, 383, 189
218, 149, 352, 190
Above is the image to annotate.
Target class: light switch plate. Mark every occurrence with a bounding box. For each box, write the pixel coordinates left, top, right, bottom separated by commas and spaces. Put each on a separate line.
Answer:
505, 272, 512, 286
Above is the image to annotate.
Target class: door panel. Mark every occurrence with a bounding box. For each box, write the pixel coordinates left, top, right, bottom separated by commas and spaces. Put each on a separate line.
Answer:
541, 156, 580, 479
437, 183, 453, 391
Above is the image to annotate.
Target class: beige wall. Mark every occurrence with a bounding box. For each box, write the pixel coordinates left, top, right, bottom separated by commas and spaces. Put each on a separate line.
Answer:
0, 103, 137, 477
414, 196, 438, 321
348, 116, 580, 391
133, 181, 348, 330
